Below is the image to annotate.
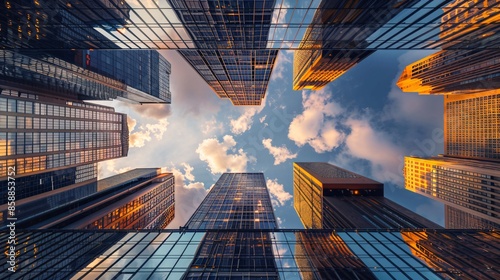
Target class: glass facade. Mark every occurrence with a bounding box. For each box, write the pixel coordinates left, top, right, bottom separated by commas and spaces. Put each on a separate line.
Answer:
294, 162, 439, 229
2, 1, 500, 50
0, 163, 97, 204
293, 0, 417, 90
404, 156, 500, 228
186, 173, 277, 230
18, 169, 175, 231
1, 229, 498, 280
0, 90, 128, 179
75, 49, 171, 103
170, 0, 278, 105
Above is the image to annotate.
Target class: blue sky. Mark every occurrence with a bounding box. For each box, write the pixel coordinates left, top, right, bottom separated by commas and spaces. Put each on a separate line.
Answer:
95, 47, 446, 229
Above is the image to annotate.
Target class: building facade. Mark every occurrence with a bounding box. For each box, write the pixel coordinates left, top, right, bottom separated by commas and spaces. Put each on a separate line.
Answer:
182, 173, 279, 279
75, 49, 172, 103
0, 168, 175, 230
294, 162, 440, 229
0, 89, 128, 180
396, 50, 500, 95
293, 0, 418, 90
169, 0, 278, 105
3, 228, 499, 280
404, 156, 500, 228
444, 91, 500, 161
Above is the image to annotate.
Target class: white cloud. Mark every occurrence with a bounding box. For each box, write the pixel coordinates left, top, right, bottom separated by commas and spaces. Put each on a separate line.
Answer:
343, 117, 405, 185
202, 117, 224, 135
288, 89, 344, 153
122, 103, 171, 119
271, 51, 292, 81
165, 165, 208, 229
262, 138, 297, 165
129, 118, 169, 148
266, 178, 292, 207
196, 135, 254, 174
230, 108, 259, 135
259, 115, 267, 123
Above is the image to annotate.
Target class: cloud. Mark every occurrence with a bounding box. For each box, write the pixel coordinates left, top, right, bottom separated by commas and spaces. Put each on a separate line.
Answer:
343, 117, 405, 185
271, 51, 292, 81
288, 89, 344, 153
266, 178, 292, 208
262, 138, 297, 165
259, 115, 267, 123
196, 135, 253, 174
129, 118, 169, 148
230, 108, 259, 135
122, 103, 172, 119
202, 117, 224, 135
164, 164, 208, 229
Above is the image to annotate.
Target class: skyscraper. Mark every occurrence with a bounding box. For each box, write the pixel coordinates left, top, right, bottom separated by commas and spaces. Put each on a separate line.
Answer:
444, 90, 500, 161
182, 173, 279, 279
0, 89, 128, 180
404, 156, 500, 229
73, 49, 172, 103
185, 173, 277, 229
0, 168, 175, 230
168, 0, 278, 105
293, 0, 418, 90
396, 49, 500, 95
293, 162, 440, 229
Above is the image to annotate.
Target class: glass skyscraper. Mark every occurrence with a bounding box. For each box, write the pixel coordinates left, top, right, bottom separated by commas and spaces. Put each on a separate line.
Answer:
293, 162, 440, 229
182, 172, 279, 279
0, 168, 175, 230
293, 0, 418, 91
168, 0, 278, 105
0, 89, 128, 179
185, 173, 277, 230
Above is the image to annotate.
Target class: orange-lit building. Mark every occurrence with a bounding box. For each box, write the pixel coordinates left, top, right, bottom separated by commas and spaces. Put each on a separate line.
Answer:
293, 162, 440, 229
293, 0, 417, 90
396, 50, 500, 94
404, 156, 500, 228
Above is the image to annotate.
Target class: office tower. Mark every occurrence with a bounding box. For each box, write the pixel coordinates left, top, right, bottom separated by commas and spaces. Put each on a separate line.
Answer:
404, 156, 500, 228
293, 0, 418, 90
1, 49, 171, 104
444, 91, 500, 161
293, 162, 440, 229
169, 0, 278, 105
182, 173, 279, 279
75, 50, 172, 103
0, 0, 119, 49
4, 228, 499, 280
0, 89, 128, 179
185, 173, 277, 229
0, 168, 175, 230
396, 49, 500, 94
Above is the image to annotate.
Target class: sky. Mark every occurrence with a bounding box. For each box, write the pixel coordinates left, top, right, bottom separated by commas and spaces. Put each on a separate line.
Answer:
94, 47, 447, 229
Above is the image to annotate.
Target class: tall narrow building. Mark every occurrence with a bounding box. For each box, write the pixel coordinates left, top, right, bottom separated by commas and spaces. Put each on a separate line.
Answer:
293, 0, 418, 90
182, 173, 279, 279
293, 162, 440, 229
404, 156, 500, 229
168, 0, 278, 105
